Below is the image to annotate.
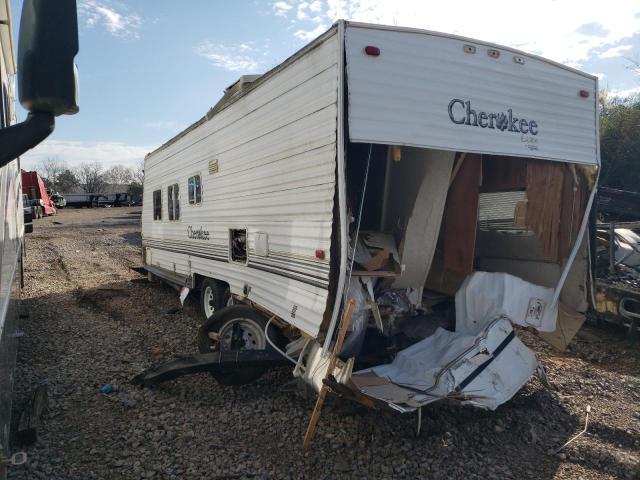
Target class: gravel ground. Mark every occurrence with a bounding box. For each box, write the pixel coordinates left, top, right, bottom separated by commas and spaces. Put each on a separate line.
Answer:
6, 206, 640, 480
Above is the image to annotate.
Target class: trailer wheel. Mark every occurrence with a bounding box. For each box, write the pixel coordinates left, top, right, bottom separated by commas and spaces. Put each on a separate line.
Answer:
199, 278, 231, 321
197, 305, 286, 385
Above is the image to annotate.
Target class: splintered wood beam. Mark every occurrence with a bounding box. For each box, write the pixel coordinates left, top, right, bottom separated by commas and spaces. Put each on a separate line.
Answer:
302, 299, 355, 451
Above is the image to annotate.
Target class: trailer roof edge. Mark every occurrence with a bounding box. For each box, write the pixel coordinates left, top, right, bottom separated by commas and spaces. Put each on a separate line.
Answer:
146, 24, 339, 160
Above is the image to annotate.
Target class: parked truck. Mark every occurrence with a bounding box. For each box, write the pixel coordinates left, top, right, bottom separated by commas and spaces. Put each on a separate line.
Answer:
139, 21, 599, 419
62, 192, 105, 208
21, 170, 56, 217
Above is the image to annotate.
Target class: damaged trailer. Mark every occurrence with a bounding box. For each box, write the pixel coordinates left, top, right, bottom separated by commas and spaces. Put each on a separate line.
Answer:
139, 21, 599, 418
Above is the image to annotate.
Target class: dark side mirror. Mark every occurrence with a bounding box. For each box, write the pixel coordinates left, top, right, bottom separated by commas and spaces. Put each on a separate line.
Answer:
0, 0, 79, 168
18, 0, 79, 116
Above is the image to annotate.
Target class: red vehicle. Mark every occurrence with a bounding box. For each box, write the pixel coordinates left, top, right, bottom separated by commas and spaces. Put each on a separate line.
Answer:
21, 170, 57, 217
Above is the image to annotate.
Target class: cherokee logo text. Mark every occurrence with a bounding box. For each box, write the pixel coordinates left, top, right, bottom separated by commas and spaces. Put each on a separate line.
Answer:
448, 99, 538, 135
187, 225, 210, 241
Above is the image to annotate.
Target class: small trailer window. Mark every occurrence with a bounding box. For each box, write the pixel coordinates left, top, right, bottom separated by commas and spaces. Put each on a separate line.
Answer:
153, 190, 162, 220
230, 229, 247, 263
188, 175, 202, 205
167, 183, 180, 221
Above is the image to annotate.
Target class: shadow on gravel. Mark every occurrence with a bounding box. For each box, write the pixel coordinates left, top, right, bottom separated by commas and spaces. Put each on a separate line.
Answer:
10, 276, 609, 479
120, 232, 141, 246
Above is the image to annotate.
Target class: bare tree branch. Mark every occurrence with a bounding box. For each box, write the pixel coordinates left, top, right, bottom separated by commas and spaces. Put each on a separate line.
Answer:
38, 157, 67, 191
104, 165, 134, 186
75, 161, 107, 194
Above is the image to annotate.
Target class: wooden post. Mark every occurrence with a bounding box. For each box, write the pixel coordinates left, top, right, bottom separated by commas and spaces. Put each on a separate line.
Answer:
302, 299, 355, 451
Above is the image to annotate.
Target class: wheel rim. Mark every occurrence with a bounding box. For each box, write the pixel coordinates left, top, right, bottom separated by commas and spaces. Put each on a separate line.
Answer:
203, 286, 216, 318
217, 318, 265, 351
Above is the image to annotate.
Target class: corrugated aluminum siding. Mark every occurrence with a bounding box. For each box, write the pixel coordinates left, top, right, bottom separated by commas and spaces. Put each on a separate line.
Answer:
142, 31, 339, 337
345, 24, 598, 165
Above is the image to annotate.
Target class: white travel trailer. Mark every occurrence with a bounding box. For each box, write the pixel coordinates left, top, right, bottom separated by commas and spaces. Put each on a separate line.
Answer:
142, 21, 599, 412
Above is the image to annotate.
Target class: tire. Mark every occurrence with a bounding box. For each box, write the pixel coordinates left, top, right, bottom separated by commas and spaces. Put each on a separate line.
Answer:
199, 278, 231, 321
197, 305, 286, 385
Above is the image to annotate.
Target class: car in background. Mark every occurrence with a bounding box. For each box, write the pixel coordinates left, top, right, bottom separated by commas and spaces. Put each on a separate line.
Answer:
51, 193, 66, 209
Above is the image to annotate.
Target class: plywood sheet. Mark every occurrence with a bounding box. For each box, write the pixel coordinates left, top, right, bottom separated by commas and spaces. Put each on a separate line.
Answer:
525, 160, 564, 262
443, 153, 482, 274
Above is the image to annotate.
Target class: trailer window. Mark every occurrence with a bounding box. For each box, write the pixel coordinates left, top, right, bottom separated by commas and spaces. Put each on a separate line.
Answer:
153, 190, 162, 220
188, 175, 202, 205
230, 229, 248, 263
167, 183, 180, 220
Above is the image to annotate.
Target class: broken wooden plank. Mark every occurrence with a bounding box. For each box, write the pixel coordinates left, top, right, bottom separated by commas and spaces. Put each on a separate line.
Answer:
351, 269, 399, 278
481, 155, 527, 192
442, 153, 482, 274
302, 300, 355, 451
558, 165, 588, 261
525, 159, 565, 262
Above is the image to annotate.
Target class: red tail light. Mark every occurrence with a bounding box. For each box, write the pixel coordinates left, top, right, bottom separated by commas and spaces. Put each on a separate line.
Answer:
364, 46, 380, 57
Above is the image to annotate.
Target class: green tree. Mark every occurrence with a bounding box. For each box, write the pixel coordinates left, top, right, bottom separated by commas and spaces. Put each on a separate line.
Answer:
56, 169, 80, 193
599, 94, 640, 192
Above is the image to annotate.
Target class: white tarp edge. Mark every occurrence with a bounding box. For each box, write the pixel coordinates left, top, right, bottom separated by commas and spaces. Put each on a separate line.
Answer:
456, 271, 558, 334
352, 272, 550, 410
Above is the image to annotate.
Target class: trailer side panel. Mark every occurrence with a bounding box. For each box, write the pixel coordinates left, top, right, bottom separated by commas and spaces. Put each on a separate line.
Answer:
143, 32, 339, 337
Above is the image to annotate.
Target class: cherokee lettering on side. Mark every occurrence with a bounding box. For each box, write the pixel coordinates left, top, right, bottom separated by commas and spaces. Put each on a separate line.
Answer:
187, 225, 210, 241
447, 98, 538, 135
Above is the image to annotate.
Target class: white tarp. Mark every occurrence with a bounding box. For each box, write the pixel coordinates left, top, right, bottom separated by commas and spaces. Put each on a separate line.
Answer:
455, 271, 558, 334
360, 317, 537, 410
351, 272, 551, 410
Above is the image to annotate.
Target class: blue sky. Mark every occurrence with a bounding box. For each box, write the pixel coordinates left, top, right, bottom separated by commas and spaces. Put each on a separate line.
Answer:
12, 0, 640, 170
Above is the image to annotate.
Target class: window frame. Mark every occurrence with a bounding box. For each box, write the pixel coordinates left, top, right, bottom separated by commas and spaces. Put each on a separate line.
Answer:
152, 189, 162, 221
188, 174, 202, 206
167, 183, 180, 221
229, 228, 249, 265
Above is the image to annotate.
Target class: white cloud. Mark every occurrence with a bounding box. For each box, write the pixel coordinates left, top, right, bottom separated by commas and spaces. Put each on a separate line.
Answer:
609, 85, 640, 98
590, 72, 606, 80
599, 44, 633, 59
271, 0, 640, 67
308, 0, 323, 12
194, 41, 264, 72
294, 24, 328, 41
575, 22, 609, 38
78, 0, 142, 39
273, 1, 293, 17
20, 140, 156, 171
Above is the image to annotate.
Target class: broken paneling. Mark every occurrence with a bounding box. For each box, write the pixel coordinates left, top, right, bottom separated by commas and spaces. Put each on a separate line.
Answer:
525, 160, 564, 262
442, 153, 482, 275
392, 149, 455, 288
